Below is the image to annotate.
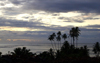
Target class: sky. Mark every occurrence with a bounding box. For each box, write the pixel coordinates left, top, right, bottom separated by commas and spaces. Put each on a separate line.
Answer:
0, 0, 100, 45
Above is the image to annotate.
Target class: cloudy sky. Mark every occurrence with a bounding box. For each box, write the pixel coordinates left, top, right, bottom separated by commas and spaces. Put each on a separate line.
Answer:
0, 0, 100, 45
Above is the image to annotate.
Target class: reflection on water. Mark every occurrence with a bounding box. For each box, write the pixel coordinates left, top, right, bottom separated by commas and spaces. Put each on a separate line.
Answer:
0, 43, 96, 57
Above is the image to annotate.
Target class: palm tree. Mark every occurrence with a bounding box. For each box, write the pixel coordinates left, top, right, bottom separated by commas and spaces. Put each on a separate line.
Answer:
70, 27, 75, 46
48, 35, 55, 52
69, 30, 73, 45
52, 33, 57, 51
75, 27, 80, 47
62, 34, 67, 47
69, 27, 80, 47
62, 34, 67, 41
57, 31, 61, 50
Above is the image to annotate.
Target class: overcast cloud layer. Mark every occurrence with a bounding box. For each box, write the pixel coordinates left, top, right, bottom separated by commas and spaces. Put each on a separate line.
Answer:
0, 0, 100, 46
8, 0, 100, 13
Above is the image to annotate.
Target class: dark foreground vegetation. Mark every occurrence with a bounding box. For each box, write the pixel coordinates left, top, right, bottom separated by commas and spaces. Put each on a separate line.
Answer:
0, 42, 100, 63
0, 27, 100, 63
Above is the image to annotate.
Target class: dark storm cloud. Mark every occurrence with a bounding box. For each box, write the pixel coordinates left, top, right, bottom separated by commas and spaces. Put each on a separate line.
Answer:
20, 0, 100, 13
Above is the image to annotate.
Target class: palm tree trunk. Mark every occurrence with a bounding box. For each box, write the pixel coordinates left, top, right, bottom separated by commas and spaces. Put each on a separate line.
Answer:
71, 37, 72, 45
73, 37, 75, 46
58, 41, 60, 50
54, 40, 57, 52
76, 37, 78, 48
60, 41, 61, 50
51, 41, 55, 52
97, 52, 99, 57
58, 41, 60, 51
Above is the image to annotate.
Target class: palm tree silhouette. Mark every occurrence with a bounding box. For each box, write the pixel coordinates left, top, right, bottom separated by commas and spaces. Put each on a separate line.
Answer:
69, 27, 80, 47
62, 34, 67, 41
48, 35, 55, 52
69, 30, 73, 45
52, 33, 57, 51
57, 31, 61, 50
70, 27, 75, 46
75, 27, 80, 47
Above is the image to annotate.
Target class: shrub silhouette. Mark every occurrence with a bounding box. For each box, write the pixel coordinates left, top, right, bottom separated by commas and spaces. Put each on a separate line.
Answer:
93, 42, 100, 57
60, 41, 89, 58
11, 47, 34, 59
37, 49, 55, 62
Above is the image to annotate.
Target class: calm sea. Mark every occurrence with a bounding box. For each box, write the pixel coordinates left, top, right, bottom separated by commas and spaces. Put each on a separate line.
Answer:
0, 43, 95, 57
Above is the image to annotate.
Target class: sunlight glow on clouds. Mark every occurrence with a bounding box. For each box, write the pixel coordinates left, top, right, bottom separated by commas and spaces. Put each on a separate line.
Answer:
0, 26, 44, 31
59, 12, 82, 17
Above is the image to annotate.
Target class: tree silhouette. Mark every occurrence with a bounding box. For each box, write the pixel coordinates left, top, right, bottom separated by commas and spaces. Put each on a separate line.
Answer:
48, 31, 67, 51
75, 27, 80, 47
62, 34, 67, 41
0, 52, 2, 57
93, 42, 100, 57
48, 35, 55, 52
70, 27, 75, 46
57, 31, 61, 50
69, 27, 80, 47
52, 33, 57, 51
11, 47, 33, 58
69, 30, 73, 45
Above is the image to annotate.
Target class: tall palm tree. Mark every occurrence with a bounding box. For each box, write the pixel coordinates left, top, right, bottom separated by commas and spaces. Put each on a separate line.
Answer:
62, 34, 67, 46
57, 31, 61, 50
69, 27, 80, 47
52, 33, 57, 51
56, 35, 61, 50
69, 30, 73, 45
75, 27, 80, 47
70, 27, 75, 46
48, 35, 55, 52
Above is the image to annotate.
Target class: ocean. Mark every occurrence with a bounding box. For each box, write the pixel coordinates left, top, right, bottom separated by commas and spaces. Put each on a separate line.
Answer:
0, 43, 96, 57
